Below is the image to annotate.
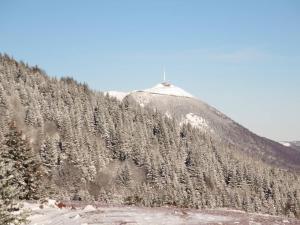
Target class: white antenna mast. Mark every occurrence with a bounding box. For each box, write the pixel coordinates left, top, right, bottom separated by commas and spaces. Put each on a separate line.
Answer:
163, 67, 166, 82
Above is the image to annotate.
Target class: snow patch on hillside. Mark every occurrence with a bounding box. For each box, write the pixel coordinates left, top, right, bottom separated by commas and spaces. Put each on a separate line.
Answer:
181, 113, 210, 131
144, 83, 194, 98
165, 111, 172, 119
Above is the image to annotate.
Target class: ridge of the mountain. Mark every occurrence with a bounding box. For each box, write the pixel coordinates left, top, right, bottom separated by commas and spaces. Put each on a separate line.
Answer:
107, 83, 300, 170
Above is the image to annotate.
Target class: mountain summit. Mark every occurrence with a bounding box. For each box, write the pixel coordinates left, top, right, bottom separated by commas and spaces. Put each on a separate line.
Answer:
143, 82, 194, 98
106, 82, 194, 101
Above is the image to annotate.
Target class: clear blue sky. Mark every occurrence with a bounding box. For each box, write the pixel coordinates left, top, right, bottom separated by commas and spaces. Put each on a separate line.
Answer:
1, 0, 299, 141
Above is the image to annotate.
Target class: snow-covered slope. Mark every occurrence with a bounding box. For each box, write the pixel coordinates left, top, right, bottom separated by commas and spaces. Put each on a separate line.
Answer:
144, 82, 194, 98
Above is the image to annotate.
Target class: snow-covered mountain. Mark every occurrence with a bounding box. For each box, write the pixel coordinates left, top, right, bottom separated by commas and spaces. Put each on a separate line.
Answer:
2, 56, 300, 220
109, 81, 300, 170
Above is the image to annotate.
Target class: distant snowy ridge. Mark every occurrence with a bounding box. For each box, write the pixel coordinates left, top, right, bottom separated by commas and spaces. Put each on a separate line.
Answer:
143, 83, 194, 98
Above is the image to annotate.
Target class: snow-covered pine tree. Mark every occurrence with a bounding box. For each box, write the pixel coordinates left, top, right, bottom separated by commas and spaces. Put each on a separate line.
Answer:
0, 122, 31, 225
0, 157, 28, 225
2, 121, 42, 200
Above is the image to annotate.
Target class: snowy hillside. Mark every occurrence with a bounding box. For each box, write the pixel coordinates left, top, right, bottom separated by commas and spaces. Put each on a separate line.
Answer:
1, 57, 300, 223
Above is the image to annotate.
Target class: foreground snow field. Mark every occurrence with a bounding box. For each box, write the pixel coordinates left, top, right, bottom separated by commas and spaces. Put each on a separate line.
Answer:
24, 201, 300, 225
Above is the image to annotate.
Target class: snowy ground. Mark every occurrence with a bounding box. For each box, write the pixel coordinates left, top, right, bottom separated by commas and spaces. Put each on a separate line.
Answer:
24, 201, 300, 225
